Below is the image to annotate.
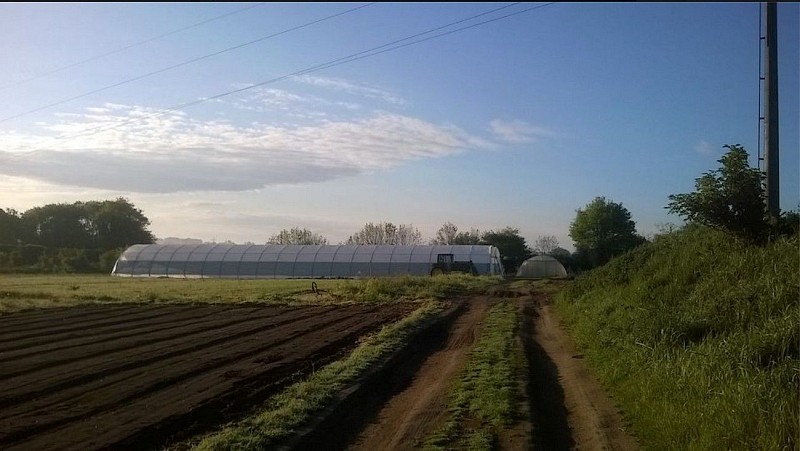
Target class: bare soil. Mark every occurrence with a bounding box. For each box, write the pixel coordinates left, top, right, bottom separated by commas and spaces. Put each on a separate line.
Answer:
0, 303, 414, 451
522, 290, 640, 451
346, 296, 491, 451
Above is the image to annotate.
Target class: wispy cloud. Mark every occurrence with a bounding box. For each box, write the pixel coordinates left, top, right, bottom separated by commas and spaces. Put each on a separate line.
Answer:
232, 86, 363, 116
694, 140, 713, 155
296, 75, 407, 106
489, 119, 553, 144
0, 104, 485, 193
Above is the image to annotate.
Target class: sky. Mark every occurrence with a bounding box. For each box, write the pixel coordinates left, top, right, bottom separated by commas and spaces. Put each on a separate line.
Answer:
0, 2, 797, 250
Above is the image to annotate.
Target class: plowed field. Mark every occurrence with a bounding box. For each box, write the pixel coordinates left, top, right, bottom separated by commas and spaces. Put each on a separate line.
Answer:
0, 303, 413, 451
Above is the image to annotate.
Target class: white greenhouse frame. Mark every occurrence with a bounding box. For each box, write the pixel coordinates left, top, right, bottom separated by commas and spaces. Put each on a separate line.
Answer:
112, 244, 504, 278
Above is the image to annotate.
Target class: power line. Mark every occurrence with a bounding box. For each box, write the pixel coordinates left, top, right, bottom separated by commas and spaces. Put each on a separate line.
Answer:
0, 3, 268, 91
0, 3, 375, 123
4, 2, 555, 162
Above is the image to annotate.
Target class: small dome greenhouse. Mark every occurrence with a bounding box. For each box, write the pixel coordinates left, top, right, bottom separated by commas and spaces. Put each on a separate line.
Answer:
515, 255, 567, 278
111, 244, 505, 278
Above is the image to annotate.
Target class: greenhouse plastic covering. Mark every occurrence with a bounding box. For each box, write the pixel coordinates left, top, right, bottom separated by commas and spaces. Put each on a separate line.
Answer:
112, 244, 504, 278
515, 255, 567, 278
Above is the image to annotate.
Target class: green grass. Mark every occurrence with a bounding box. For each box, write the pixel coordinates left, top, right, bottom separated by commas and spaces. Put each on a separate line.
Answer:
0, 274, 498, 313
425, 300, 519, 450
556, 225, 799, 450
191, 300, 445, 450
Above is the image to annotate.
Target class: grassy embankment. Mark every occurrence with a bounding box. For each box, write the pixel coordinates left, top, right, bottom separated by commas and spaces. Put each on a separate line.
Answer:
425, 300, 520, 450
0, 273, 496, 313
556, 225, 799, 450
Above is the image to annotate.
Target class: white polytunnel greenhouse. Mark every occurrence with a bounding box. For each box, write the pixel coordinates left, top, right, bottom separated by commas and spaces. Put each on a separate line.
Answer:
515, 255, 567, 278
111, 244, 505, 278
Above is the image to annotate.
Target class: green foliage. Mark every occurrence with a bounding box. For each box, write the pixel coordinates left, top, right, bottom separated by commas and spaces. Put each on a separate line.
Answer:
556, 225, 799, 449
453, 228, 482, 245
15, 197, 154, 250
569, 196, 645, 268
0, 209, 28, 245
480, 227, 531, 273
267, 227, 328, 245
89, 198, 156, 248
548, 247, 575, 272
0, 198, 154, 273
667, 145, 767, 240
769, 209, 800, 238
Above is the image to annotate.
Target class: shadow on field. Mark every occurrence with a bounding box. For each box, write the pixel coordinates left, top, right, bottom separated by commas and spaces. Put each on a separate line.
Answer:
521, 298, 574, 451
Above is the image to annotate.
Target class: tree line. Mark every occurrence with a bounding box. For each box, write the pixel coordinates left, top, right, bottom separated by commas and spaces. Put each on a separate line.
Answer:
0, 198, 155, 273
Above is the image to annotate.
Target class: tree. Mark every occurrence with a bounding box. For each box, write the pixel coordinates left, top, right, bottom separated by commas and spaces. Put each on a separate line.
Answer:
19, 198, 154, 250
480, 227, 531, 273
453, 228, 482, 245
0, 208, 29, 245
267, 227, 328, 245
550, 247, 575, 272
90, 198, 156, 249
346, 222, 423, 245
532, 235, 559, 255
22, 203, 93, 249
667, 144, 767, 240
569, 197, 645, 267
432, 222, 459, 245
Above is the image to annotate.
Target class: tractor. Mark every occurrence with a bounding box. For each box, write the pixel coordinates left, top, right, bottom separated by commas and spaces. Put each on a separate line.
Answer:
430, 253, 478, 276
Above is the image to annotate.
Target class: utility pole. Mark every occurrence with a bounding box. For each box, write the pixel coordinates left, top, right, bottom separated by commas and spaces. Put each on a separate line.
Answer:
763, 1, 780, 218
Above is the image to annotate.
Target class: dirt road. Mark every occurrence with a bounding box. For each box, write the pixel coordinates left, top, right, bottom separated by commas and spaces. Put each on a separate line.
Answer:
347, 296, 491, 451
523, 291, 640, 450
339, 284, 639, 450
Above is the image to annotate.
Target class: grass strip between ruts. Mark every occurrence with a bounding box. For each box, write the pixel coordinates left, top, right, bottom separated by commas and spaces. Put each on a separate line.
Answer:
424, 300, 519, 450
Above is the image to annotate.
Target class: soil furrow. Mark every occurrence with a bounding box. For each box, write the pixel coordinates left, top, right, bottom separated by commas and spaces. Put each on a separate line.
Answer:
0, 304, 412, 451
0, 306, 337, 404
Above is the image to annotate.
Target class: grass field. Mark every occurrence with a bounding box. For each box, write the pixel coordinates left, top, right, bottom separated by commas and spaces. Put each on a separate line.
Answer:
0, 274, 498, 313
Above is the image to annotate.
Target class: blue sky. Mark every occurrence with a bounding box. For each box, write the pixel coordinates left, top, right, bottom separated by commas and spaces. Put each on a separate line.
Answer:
0, 2, 797, 249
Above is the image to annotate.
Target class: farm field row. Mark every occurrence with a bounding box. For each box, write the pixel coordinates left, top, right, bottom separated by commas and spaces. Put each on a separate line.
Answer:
0, 303, 414, 450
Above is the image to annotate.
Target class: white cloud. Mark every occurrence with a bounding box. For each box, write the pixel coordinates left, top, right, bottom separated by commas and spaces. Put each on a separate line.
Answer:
296, 75, 407, 106
232, 86, 364, 117
489, 119, 553, 144
0, 104, 485, 193
694, 140, 713, 155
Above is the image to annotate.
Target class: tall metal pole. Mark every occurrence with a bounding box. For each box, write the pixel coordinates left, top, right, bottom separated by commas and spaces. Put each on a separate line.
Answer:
763, 1, 780, 217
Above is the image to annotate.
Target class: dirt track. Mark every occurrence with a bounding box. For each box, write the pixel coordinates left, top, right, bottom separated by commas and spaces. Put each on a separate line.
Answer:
336, 285, 639, 451
347, 296, 490, 450
0, 303, 413, 451
524, 293, 640, 450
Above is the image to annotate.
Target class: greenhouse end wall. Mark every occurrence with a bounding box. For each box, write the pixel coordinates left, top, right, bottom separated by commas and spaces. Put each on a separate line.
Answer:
112, 244, 504, 278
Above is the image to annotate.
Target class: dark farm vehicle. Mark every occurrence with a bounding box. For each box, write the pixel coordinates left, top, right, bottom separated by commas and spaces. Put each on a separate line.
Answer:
430, 253, 478, 276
